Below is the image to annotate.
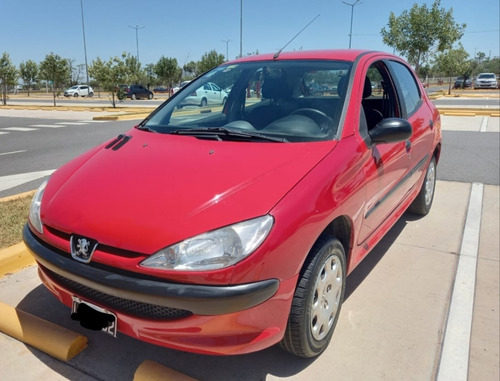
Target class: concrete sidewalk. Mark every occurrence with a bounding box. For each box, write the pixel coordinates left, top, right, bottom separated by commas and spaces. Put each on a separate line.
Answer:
0, 180, 498, 380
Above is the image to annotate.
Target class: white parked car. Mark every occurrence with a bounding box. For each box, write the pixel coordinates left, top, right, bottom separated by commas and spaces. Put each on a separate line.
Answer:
474, 73, 498, 89
178, 82, 228, 107
172, 80, 191, 94
64, 85, 94, 97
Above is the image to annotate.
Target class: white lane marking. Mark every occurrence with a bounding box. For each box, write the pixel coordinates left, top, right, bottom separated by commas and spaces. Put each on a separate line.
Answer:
29, 124, 66, 128
479, 116, 489, 132
0, 150, 27, 156
3, 127, 38, 132
0, 131, 8, 135
79, 120, 108, 123
0, 169, 56, 192
437, 182, 484, 381
55, 122, 88, 125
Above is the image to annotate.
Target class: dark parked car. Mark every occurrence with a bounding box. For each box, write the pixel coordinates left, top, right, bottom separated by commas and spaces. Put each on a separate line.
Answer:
454, 76, 472, 89
25, 49, 441, 358
119, 84, 153, 100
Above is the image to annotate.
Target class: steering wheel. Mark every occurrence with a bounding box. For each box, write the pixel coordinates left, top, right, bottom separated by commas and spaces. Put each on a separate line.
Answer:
290, 108, 333, 133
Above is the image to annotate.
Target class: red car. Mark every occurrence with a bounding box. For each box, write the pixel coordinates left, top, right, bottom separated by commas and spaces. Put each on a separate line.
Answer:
24, 50, 441, 358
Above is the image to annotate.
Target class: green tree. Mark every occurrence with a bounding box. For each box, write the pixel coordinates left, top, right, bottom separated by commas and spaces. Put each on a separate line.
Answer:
0, 52, 18, 105
183, 61, 198, 78
197, 50, 225, 74
381, 0, 465, 72
433, 44, 470, 94
155, 56, 180, 88
19, 60, 38, 97
39, 53, 70, 106
88, 56, 127, 107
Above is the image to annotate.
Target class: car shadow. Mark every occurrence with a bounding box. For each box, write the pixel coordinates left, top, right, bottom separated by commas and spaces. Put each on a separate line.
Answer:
16, 213, 415, 380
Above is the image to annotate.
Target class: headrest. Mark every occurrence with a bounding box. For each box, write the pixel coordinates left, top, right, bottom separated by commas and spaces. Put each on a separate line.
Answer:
262, 76, 290, 99
363, 77, 372, 98
337, 76, 348, 98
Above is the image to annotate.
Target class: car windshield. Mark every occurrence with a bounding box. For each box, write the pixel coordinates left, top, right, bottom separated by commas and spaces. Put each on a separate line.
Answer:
478, 74, 495, 79
143, 60, 352, 142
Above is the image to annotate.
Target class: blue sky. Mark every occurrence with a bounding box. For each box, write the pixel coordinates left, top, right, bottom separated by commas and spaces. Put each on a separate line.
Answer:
1, 0, 499, 68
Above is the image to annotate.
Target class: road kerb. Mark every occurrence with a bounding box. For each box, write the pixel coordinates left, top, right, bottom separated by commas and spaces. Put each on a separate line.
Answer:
0, 242, 35, 278
134, 360, 198, 381
0, 301, 88, 362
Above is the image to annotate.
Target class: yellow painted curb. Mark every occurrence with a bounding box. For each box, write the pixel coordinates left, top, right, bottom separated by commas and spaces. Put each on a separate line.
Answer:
0, 242, 35, 278
0, 301, 88, 361
133, 360, 198, 381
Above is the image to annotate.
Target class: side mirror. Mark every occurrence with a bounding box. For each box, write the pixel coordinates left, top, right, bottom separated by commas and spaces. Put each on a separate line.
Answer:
369, 118, 412, 144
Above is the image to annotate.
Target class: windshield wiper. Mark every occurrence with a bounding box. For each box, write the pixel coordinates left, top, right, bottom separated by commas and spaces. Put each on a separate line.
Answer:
137, 125, 158, 133
169, 127, 288, 142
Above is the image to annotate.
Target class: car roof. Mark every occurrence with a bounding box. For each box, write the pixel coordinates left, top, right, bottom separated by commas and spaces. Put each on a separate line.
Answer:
226, 49, 386, 64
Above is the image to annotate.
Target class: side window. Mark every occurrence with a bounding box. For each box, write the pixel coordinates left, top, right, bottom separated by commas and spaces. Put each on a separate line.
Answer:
204, 84, 211, 91
388, 61, 421, 116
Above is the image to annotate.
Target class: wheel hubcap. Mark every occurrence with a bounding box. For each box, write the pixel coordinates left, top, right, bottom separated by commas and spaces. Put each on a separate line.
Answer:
425, 162, 436, 206
311, 254, 343, 341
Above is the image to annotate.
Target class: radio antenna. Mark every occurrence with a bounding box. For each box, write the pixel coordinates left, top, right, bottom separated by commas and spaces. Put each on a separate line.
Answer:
274, 14, 320, 59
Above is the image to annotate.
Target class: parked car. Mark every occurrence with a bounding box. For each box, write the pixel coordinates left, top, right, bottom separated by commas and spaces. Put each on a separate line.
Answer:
474, 73, 498, 89
64, 85, 94, 97
119, 84, 153, 100
178, 82, 228, 107
153, 86, 169, 93
172, 80, 191, 94
453, 76, 472, 89
24, 49, 441, 358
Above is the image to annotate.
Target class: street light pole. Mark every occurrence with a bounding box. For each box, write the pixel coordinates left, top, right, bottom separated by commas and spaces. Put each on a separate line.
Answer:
80, 0, 89, 86
221, 39, 231, 61
342, 0, 362, 49
239, 0, 243, 58
129, 25, 145, 62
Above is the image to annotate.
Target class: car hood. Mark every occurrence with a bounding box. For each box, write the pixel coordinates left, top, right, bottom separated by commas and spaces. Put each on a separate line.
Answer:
42, 129, 336, 254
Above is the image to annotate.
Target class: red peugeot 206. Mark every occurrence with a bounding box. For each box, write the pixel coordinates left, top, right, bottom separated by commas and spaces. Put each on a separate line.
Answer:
24, 50, 441, 358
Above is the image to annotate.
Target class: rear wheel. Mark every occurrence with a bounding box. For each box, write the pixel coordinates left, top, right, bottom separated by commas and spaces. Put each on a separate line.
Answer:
281, 236, 346, 358
200, 98, 207, 107
409, 156, 436, 215
131, 93, 137, 100
148, 93, 153, 99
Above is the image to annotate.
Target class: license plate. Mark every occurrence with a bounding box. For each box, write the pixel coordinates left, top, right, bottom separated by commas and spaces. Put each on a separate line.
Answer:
71, 297, 117, 337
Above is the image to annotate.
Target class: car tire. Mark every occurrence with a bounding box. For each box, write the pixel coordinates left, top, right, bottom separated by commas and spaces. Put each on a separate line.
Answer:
408, 156, 436, 215
73, 93, 79, 98
280, 236, 346, 358
131, 94, 137, 100
148, 93, 153, 100
200, 98, 207, 107
89, 92, 94, 97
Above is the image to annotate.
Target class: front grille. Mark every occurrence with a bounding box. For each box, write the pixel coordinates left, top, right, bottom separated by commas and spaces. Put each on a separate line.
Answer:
43, 267, 192, 320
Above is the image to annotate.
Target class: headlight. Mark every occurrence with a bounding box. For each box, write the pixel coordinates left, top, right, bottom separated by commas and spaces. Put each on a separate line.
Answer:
140, 215, 274, 271
29, 179, 48, 234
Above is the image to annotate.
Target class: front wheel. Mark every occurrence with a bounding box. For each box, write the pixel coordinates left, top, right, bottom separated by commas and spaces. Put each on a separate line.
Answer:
148, 93, 153, 99
131, 93, 137, 100
281, 236, 346, 358
73, 93, 79, 98
409, 156, 436, 215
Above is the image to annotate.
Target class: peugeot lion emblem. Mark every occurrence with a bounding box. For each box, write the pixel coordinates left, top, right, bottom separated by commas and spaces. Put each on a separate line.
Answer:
70, 236, 98, 263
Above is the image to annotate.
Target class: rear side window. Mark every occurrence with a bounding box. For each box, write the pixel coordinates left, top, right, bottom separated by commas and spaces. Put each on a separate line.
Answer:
388, 61, 421, 116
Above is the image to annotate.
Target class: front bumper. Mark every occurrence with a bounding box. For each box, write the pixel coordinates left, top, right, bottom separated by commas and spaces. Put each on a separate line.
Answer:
23, 224, 279, 316
23, 224, 295, 354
